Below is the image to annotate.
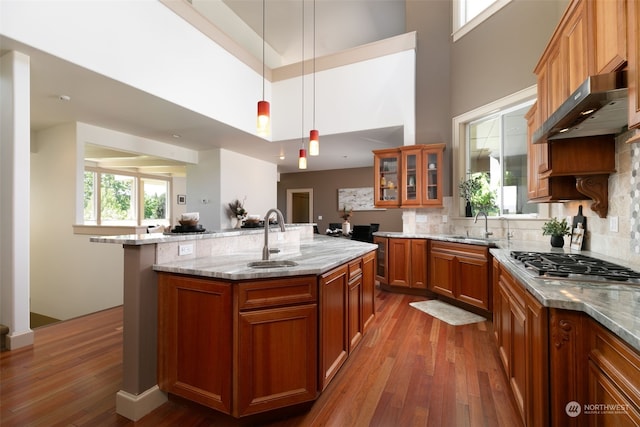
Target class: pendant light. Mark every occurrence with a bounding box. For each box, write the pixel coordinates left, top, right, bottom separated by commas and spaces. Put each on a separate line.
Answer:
298, 0, 307, 169
309, 0, 320, 156
257, 0, 270, 137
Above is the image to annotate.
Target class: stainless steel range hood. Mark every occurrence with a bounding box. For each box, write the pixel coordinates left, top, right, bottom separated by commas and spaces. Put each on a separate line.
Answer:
532, 71, 628, 144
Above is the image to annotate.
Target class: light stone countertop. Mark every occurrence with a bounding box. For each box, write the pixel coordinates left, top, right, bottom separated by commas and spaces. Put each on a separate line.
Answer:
152, 235, 377, 281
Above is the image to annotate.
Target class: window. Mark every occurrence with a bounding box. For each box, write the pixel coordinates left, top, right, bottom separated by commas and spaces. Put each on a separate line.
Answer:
84, 167, 171, 226
453, 0, 512, 42
453, 86, 540, 217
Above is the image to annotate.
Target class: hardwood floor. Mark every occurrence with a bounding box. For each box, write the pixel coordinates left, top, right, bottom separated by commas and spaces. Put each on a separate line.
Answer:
0, 289, 523, 427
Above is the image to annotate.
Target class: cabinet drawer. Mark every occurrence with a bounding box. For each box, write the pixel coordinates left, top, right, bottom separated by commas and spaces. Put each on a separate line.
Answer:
238, 276, 317, 311
430, 240, 489, 260
589, 320, 640, 411
348, 258, 363, 281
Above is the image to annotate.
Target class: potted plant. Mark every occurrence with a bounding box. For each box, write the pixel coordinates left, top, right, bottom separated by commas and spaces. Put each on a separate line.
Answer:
542, 217, 571, 248
459, 175, 482, 217
340, 205, 353, 235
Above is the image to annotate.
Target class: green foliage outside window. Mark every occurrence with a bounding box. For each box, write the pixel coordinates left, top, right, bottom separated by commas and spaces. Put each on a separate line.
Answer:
144, 192, 166, 219
100, 173, 133, 221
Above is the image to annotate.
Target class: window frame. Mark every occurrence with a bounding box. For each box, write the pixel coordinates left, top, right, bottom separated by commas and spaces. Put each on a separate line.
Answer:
84, 165, 172, 227
452, 85, 548, 218
452, 0, 513, 42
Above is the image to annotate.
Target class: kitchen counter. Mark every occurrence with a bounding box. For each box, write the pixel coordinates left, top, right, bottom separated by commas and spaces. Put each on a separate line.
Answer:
375, 231, 640, 353
490, 240, 640, 353
152, 235, 377, 280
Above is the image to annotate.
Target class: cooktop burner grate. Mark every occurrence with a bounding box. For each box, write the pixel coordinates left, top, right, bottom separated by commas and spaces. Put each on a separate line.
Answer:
510, 251, 640, 282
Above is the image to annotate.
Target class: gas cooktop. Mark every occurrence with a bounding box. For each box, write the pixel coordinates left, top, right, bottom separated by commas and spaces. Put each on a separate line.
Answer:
510, 251, 640, 284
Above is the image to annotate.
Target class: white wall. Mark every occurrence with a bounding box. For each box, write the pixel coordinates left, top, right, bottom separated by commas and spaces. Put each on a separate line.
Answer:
31, 124, 124, 320
186, 148, 278, 230
1, 0, 267, 137
272, 50, 416, 145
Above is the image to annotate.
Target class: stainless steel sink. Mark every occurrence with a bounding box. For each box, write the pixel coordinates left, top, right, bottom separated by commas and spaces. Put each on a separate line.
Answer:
247, 260, 298, 268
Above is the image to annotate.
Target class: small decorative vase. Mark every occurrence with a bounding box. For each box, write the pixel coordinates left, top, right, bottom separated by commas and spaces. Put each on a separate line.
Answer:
235, 216, 244, 229
550, 235, 564, 248
465, 201, 473, 217
342, 221, 351, 235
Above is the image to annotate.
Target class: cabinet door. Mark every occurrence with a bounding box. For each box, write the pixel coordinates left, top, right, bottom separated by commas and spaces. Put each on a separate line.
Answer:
591, 0, 627, 74
320, 265, 349, 390
374, 236, 388, 285
373, 149, 400, 207
362, 251, 376, 331
410, 239, 427, 289
524, 289, 549, 427
348, 274, 363, 353
629, 0, 640, 129
157, 274, 232, 414
509, 291, 527, 424
563, 1, 589, 94
429, 248, 455, 298
237, 304, 318, 417
400, 146, 423, 206
388, 238, 411, 288
588, 361, 640, 426
422, 144, 445, 206
457, 253, 490, 310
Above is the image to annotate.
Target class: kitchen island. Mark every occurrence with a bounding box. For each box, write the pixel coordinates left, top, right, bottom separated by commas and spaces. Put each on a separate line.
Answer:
91, 225, 376, 421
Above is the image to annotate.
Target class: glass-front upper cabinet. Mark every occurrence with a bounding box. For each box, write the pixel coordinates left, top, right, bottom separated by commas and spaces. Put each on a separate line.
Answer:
400, 146, 423, 206
422, 143, 445, 206
373, 148, 400, 207
373, 144, 445, 208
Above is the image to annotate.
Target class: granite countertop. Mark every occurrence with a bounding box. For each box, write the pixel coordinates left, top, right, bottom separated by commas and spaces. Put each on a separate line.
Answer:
90, 224, 307, 245
373, 231, 500, 247
152, 235, 377, 281
490, 240, 640, 353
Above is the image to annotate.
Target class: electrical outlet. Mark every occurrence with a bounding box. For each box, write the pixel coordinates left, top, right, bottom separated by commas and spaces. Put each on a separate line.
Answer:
318, 215, 323, 220
609, 216, 619, 233
179, 244, 194, 256
442, 215, 448, 223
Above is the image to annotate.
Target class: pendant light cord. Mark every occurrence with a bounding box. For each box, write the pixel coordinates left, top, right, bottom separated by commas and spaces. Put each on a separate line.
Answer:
312, 0, 316, 129
262, 0, 266, 100
301, 0, 305, 149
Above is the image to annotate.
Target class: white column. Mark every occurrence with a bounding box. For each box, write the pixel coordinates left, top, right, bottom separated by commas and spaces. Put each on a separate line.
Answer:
0, 50, 34, 349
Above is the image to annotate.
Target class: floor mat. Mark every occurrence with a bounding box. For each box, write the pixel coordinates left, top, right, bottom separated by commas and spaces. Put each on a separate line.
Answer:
409, 300, 486, 326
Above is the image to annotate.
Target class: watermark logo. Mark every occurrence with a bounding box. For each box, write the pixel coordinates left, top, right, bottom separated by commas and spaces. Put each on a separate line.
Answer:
566, 401, 581, 417
565, 400, 630, 417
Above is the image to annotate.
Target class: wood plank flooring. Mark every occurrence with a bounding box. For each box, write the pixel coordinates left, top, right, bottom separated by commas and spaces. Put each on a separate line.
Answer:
0, 289, 523, 427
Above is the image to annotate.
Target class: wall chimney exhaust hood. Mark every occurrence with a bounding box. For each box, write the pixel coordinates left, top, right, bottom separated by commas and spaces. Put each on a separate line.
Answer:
533, 71, 628, 144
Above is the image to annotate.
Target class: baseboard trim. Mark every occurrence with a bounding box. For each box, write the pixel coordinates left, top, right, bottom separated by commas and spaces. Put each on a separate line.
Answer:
7, 330, 34, 349
116, 385, 167, 421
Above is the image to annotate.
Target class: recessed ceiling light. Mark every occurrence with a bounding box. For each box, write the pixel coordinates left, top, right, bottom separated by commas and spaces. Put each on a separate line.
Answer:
172, 134, 181, 139
58, 95, 71, 101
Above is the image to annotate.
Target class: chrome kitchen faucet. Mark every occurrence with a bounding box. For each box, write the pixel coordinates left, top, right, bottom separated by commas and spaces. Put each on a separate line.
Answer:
262, 208, 286, 261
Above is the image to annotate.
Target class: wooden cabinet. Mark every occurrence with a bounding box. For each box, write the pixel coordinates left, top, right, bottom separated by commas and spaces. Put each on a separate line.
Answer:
235, 277, 318, 417
373, 148, 400, 207
588, 319, 640, 426
492, 259, 549, 427
528, 0, 630, 216
429, 241, 491, 311
157, 273, 318, 418
386, 238, 427, 290
347, 258, 364, 353
319, 265, 349, 391
157, 274, 233, 414
373, 143, 445, 208
361, 251, 376, 332
628, 0, 640, 130
374, 236, 388, 285
590, 0, 627, 74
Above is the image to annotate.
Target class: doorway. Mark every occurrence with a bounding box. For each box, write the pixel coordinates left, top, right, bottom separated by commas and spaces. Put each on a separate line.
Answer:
286, 188, 313, 223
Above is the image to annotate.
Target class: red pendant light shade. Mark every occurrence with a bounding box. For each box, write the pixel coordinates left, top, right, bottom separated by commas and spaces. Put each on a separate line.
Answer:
257, 100, 270, 136
298, 148, 307, 169
309, 129, 319, 156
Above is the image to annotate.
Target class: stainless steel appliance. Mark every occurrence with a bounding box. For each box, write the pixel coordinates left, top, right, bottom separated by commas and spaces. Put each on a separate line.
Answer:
510, 251, 640, 284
